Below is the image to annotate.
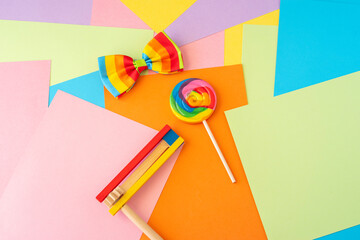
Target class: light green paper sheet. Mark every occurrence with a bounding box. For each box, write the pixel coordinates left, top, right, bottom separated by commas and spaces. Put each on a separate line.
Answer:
0, 20, 154, 85
242, 24, 277, 103
226, 25, 360, 240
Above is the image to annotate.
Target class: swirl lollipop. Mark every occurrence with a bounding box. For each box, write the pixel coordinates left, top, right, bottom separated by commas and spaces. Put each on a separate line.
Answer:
170, 78, 236, 183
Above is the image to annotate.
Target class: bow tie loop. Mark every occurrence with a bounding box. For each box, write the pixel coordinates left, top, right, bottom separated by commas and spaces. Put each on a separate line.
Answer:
98, 32, 184, 98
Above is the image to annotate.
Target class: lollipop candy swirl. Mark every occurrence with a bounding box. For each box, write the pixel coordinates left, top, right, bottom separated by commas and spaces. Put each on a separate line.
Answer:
170, 78, 217, 124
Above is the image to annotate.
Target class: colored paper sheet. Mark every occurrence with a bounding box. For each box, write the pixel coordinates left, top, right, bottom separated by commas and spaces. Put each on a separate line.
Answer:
224, 10, 279, 65
91, 0, 150, 29
165, 0, 279, 46
0, 20, 153, 85
242, 25, 278, 104
0, 91, 181, 239
103, 65, 267, 240
180, 31, 224, 71
274, 0, 360, 96
49, 71, 105, 108
0, 0, 92, 25
225, 72, 360, 240
0, 61, 50, 196
120, 0, 196, 33
316, 225, 360, 240
240, 24, 360, 239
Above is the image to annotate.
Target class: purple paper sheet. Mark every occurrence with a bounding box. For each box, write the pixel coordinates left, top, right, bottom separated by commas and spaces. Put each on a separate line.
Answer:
0, 0, 93, 25
165, 0, 279, 46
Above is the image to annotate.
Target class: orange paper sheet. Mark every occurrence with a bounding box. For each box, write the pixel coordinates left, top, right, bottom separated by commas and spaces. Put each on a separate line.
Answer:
104, 65, 266, 240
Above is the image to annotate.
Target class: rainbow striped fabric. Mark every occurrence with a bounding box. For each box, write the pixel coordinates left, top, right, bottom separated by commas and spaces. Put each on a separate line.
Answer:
98, 32, 184, 98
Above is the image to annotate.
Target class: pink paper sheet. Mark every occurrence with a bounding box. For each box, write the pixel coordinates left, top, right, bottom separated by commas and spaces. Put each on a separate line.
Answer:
91, 0, 150, 29
180, 31, 224, 70
0, 91, 181, 239
0, 61, 50, 196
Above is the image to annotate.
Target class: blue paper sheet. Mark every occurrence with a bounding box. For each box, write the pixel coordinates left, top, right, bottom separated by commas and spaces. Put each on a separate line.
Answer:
274, 0, 360, 96
316, 225, 360, 240
49, 71, 104, 108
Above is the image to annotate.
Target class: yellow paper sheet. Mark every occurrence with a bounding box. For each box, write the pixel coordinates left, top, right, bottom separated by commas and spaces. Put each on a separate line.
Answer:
224, 10, 279, 65
120, 0, 197, 33
242, 25, 278, 104
226, 24, 360, 239
226, 71, 360, 239
0, 20, 154, 85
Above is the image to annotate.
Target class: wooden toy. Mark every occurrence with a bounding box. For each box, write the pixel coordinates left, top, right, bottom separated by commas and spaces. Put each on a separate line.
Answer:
97, 125, 184, 240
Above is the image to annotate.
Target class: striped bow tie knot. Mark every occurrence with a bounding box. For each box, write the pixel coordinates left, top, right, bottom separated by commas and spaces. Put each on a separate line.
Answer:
98, 31, 184, 98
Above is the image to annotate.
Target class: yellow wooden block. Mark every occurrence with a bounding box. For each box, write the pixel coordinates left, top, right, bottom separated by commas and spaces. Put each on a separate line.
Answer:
120, 0, 197, 33
110, 137, 184, 215
121, 140, 170, 191
224, 10, 279, 66
104, 140, 170, 207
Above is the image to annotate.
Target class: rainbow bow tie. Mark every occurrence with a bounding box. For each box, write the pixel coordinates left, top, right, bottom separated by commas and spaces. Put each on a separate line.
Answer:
98, 32, 184, 98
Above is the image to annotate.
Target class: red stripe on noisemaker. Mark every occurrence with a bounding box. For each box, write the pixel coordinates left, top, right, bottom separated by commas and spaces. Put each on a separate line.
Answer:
96, 125, 171, 202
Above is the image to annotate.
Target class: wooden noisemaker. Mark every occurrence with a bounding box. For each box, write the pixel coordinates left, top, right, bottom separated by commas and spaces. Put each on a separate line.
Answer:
97, 125, 184, 240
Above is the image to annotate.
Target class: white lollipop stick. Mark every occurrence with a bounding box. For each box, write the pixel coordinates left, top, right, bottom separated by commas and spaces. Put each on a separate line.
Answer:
202, 120, 236, 183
